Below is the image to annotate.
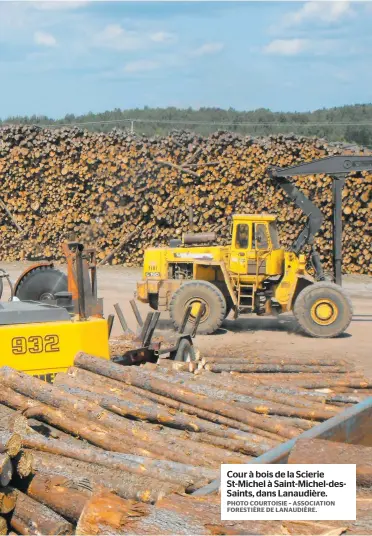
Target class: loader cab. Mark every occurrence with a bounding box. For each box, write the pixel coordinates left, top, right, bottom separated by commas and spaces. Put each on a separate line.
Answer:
229, 215, 282, 277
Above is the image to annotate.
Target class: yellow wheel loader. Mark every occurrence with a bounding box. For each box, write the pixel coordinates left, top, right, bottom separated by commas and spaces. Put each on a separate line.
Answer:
136, 155, 372, 338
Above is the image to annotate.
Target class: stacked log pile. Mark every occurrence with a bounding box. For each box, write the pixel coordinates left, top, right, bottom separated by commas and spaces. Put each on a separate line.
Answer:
0, 125, 370, 273
0, 353, 370, 534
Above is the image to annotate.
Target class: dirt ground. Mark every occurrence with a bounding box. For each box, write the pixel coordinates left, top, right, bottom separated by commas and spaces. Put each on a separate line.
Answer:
2, 262, 372, 374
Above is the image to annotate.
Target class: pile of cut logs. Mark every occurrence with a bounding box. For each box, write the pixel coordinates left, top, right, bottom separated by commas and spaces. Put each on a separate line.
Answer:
0, 352, 371, 534
0, 126, 370, 273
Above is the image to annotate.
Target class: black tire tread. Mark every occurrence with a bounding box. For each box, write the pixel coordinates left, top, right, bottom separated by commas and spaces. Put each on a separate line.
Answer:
293, 281, 353, 338
169, 280, 226, 335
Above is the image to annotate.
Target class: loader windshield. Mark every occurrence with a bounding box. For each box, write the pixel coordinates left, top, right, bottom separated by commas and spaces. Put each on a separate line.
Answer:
269, 222, 280, 249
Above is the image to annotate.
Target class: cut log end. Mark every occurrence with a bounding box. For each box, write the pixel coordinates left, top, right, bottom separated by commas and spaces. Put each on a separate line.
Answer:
16, 450, 34, 478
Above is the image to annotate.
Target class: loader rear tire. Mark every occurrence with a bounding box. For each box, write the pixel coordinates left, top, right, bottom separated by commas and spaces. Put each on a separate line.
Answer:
169, 280, 226, 335
293, 282, 353, 338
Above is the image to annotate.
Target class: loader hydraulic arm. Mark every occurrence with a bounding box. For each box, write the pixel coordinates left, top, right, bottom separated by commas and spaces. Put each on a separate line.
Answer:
269, 155, 372, 284
268, 174, 324, 256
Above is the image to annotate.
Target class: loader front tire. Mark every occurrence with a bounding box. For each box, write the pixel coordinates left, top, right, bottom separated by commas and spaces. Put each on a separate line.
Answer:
293, 281, 353, 338
169, 280, 226, 335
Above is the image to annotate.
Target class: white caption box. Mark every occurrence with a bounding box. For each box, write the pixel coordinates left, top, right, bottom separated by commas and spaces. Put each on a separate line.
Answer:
221, 464, 356, 521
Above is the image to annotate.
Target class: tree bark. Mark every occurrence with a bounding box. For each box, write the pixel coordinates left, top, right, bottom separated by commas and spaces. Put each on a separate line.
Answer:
0, 368, 250, 466
28, 450, 182, 503
0, 487, 18, 514
27, 474, 93, 522
66, 367, 280, 441
73, 353, 300, 439
10, 490, 74, 535
55, 375, 275, 457
21, 432, 213, 491
0, 453, 13, 486
0, 430, 22, 457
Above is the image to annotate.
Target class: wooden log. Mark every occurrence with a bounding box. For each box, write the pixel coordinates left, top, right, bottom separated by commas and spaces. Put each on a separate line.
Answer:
73, 353, 300, 439
66, 367, 280, 441
289, 438, 372, 487
0, 430, 22, 457
201, 356, 349, 367
0, 126, 369, 274
97, 229, 137, 266
56, 372, 279, 456
0, 517, 7, 535
0, 487, 18, 514
154, 159, 200, 179
27, 474, 93, 522
0, 453, 13, 486
52, 382, 258, 457
0, 404, 29, 434
21, 432, 214, 490
28, 450, 182, 503
130, 364, 330, 426
205, 363, 349, 374
0, 369, 249, 466
15, 450, 34, 478
194, 371, 332, 410
10, 490, 74, 535
76, 491, 286, 536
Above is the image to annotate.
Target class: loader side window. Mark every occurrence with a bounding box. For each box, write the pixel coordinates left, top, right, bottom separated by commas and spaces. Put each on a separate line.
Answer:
235, 224, 249, 249
269, 222, 280, 249
254, 223, 269, 250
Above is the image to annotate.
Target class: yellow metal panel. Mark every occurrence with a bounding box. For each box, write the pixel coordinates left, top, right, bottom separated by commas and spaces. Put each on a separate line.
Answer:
143, 249, 167, 278
265, 249, 285, 275
0, 317, 110, 378
275, 252, 304, 311
136, 280, 149, 302
194, 265, 217, 281
147, 281, 160, 294
165, 246, 229, 263
232, 214, 277, 222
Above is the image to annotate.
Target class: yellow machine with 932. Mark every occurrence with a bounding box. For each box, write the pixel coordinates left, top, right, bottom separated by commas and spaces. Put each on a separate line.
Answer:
136, 155, 372, 338
0, 243, 110, 381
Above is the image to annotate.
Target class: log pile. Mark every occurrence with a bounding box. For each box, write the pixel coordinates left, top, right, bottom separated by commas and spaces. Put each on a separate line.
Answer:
0, 125, 371, 273
0, 352, 370, 534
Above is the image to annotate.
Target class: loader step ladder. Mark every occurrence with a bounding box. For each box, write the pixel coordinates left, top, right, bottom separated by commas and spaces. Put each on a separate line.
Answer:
231, 275, 255, 312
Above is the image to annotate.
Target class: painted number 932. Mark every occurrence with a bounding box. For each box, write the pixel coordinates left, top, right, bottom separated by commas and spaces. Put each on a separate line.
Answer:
11, 335, 60, 355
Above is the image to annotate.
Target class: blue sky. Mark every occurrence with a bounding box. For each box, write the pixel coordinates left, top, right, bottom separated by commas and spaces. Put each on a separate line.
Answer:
0, 1, 371, 118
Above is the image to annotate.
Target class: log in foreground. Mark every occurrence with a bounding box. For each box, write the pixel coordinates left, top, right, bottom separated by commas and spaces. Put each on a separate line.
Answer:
54, 377, 275, 457
55, 371, 278, 446
66, 367, 280, 441
28, 450, 184, 503
76, 491, 349, 536
73, 353, 300, 439
10, 490, 74, 535
205, 363, 348, 374
0, 453, 13, 487
27, 474, 94, 523
21, 432, 214, 490
0, 487, 18, 514
0, 369, 249, 467
0, 430, 22, 457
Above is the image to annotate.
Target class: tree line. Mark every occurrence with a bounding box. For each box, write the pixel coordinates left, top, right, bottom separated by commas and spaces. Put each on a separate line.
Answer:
1, 103, 372, 146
